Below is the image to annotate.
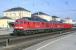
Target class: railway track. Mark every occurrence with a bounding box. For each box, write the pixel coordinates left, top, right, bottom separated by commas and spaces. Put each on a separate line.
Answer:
0, 29, 76, 50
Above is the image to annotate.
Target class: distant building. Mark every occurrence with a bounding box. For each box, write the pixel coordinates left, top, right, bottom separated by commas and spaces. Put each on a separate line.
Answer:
3, 7, 31, 19
52, 16, 61, 21
32, 12, 52, 21
0, 17, 15, 28
72, 20, 76, 24
63, 18, 73, 24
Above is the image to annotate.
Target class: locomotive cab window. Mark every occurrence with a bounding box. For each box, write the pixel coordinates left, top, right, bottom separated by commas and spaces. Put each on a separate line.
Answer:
27, 22, 29, 24
24, 21, 26, 23
42, 22, 44, 24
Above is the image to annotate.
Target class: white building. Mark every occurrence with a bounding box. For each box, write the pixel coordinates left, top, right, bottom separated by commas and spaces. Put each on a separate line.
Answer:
0, 17, 15, 28
32, 12, 61, 22
32, 12, 52, 21
3, 7, 31, 19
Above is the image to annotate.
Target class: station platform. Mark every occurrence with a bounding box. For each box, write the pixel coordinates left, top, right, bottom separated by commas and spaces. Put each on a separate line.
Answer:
0, 28, 13, 35
24, 32, 76, 50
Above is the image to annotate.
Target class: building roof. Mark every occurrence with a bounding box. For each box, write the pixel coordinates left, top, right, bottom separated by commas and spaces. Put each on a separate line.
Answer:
52, 16, 59, 18
0, 17, 12, 19
32, 12, 50, 16
4, 7, 31, 12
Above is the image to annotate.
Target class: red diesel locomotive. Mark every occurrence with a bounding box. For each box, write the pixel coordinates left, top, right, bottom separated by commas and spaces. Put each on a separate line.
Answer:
12, 18, 73, 35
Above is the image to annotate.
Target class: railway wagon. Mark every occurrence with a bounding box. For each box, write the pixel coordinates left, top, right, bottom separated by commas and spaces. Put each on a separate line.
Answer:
12, 19, 73, 36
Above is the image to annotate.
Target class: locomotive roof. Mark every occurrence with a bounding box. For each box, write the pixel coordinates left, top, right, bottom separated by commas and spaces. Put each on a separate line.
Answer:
17, 17, 62, 23
21, 17, 48, 22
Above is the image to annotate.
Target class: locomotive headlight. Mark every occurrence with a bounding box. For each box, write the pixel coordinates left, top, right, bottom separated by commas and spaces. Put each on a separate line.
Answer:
19, 27, 23, 28
15, 27, 18, 28
15, 27, 23, 28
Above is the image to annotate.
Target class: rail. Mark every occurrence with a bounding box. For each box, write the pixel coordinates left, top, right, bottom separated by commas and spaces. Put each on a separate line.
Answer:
0, 29, 76, 48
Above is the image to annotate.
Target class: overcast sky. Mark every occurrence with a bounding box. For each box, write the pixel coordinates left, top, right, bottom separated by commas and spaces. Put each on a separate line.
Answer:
0, 0, 76, 20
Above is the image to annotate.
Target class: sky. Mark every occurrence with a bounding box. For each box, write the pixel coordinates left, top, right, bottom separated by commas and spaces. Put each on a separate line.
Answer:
0, 0, 76, 20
